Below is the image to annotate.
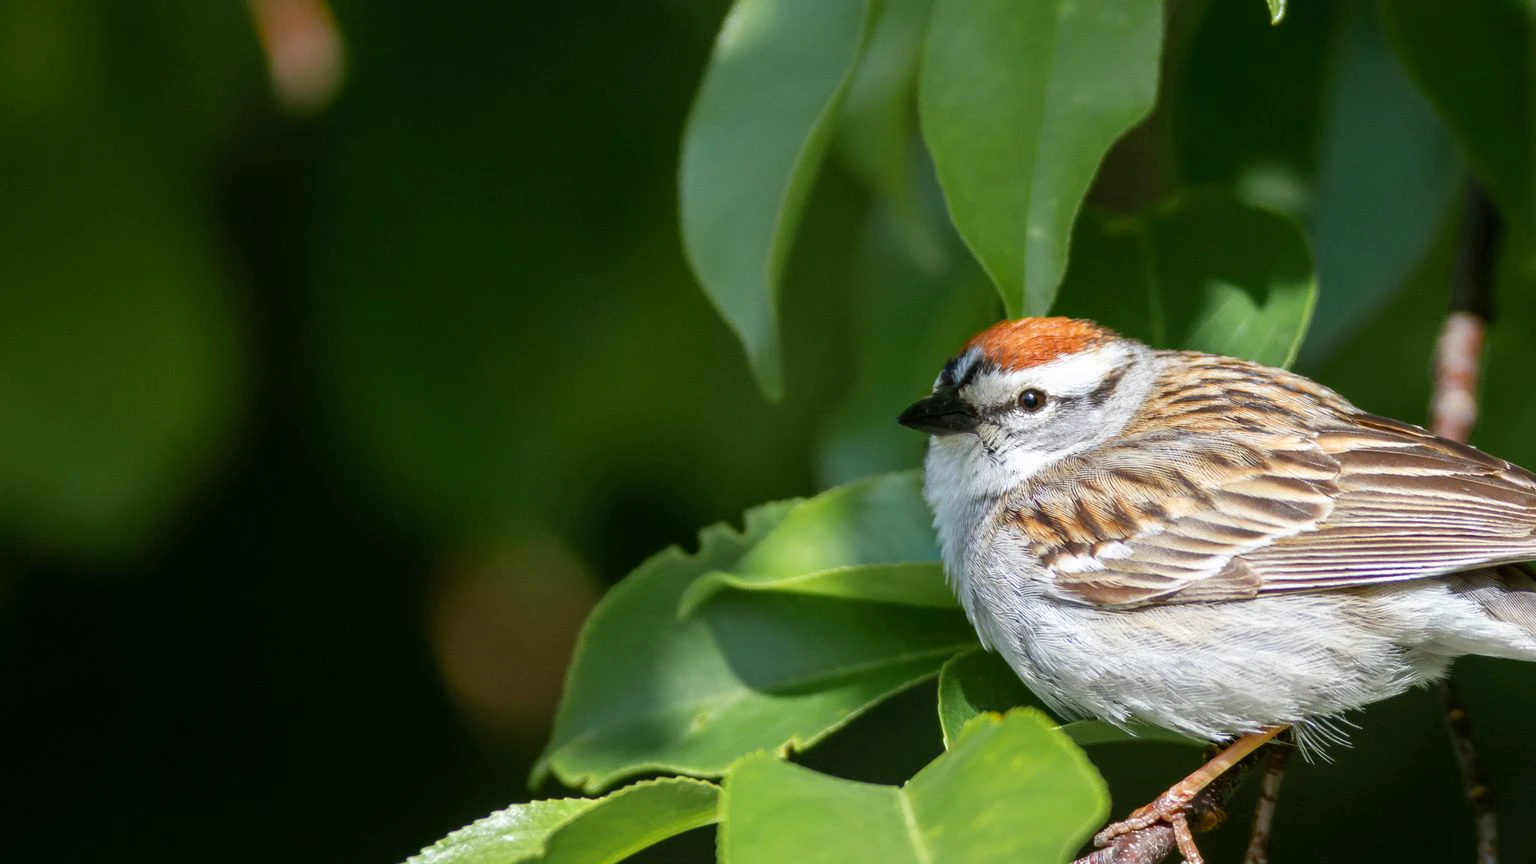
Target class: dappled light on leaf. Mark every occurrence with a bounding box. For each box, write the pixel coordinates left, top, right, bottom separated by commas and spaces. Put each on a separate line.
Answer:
407, 779, 718, 864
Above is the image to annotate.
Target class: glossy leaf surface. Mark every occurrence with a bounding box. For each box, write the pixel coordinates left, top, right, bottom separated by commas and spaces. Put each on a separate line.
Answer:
681, 0, 875, 398
680, 472, 954, 612
720, 710, 1107, 864
407, 778, 718, 864
920, 0, 1161, 316
538, 494, 976, 793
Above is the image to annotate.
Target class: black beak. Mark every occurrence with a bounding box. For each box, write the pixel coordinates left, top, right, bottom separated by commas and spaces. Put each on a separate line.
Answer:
898, 388, 978, 435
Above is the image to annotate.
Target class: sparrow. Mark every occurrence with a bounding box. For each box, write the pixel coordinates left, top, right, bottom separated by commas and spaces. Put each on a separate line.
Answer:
899, 316, 1536, 862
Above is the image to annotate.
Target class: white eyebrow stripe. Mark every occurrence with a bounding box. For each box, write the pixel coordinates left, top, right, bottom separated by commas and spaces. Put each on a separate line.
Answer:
966, 343, 1133, 406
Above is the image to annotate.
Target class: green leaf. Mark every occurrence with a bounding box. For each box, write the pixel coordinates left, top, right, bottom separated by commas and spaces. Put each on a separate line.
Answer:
1380, 0, 1535, 234
720, 710, 1108, 864
728, 471, 938, 579
1149, 193, 1318, 367
680, 0, 876, 399
538, 493, 978, 793
937, 649, 1036, 749
937, 650, 1201, 751
1056, 720, 1200, 749
687, 562, 955, 614
1268, 0, 1287, 25
407, 778, 719, 864
409, 799, 594, 864
1057, 193, 1318, 369
835, 0, 943, 269
919, 0, 1162, 316
680, 472, 954, 613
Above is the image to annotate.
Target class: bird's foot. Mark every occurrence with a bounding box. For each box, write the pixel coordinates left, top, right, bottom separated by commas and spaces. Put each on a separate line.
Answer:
1091, 727, 1285, 864
1093, 786, 1208, 864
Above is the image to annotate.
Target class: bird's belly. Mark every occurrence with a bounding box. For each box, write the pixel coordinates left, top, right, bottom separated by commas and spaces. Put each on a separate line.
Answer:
978, 585, 1454, 744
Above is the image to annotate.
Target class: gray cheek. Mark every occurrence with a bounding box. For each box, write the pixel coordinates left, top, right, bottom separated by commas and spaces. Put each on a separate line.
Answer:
1047, 404, 1109, 447
998, 407, 1081, 450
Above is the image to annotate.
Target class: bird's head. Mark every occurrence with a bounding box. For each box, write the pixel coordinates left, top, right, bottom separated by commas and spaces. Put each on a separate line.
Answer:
900, 317, 1158, 498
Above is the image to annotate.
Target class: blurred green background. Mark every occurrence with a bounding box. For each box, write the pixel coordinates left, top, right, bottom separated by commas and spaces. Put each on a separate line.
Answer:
5, 1, 1536, 862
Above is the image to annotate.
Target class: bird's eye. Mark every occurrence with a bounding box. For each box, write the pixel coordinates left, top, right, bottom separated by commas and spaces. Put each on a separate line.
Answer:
1018, 388, 1047, 412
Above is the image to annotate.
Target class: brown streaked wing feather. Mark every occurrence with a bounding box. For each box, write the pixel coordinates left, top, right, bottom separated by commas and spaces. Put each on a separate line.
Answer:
1240, 416, 1536, 593
1008, 362, 1536, 608
1010, 430, 1340, 607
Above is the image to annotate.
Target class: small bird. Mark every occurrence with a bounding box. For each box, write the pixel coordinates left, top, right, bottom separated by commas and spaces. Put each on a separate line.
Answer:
899, 316, 1536, 862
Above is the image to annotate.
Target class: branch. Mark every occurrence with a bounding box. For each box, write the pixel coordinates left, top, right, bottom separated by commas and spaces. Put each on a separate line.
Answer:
1072, 745, 1267, 864
1241, 745, 1291, 864
1430, 180, 1502, 864
1438, 677, 1499, 864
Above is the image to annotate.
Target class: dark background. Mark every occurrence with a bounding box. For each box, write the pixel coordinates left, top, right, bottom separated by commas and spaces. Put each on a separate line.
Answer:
4, 2, 1536, 862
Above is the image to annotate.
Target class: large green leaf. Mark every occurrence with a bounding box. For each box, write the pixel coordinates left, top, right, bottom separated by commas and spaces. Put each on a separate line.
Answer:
919, 0, 1161, 316
406, 778, 719, 864
537, 494, 977, 793
727, 472, 937, 580
720, 710, 1108, 864
681, 472, 954, 612
680, 0, 875, 399
1380, 0, 1534, 234
685, 561, 954, 614
1057, 192, 1317, 368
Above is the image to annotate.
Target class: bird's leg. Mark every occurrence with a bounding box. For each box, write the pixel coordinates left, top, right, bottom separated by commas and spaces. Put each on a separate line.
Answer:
1093, 726, 1286, 864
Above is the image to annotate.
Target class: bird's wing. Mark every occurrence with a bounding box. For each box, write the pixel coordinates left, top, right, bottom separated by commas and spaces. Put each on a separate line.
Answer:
1011, 414, 1536, 608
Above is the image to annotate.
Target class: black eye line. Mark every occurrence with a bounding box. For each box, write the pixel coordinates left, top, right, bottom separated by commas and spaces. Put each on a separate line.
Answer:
1083, 363, 1128, 408
976, 389, 1073, 418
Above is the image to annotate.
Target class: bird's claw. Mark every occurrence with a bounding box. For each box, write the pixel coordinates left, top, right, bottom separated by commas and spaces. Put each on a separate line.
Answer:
1093, 788, 1206, 864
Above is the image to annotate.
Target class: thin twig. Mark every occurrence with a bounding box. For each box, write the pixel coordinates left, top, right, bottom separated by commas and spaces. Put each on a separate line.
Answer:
1438, 679, 1499, 864
1430, 180, 1502, 864
1242, 745, 1291, 864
